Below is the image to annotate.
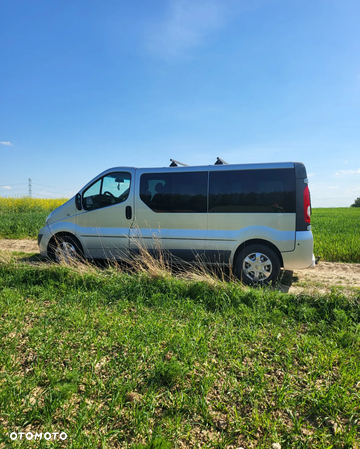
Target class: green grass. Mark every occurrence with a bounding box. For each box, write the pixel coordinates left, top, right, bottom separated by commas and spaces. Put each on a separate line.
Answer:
312, 208, 360, 263
0, 212, 49, 239
0, 259, 359, 448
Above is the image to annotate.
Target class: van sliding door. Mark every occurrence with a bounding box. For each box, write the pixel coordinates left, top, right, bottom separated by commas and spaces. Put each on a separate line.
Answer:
132, 170, 208, 261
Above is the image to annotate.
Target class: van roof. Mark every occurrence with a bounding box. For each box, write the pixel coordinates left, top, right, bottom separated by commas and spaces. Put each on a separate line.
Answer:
101, 161, 300, 174
81, 161, 307, 194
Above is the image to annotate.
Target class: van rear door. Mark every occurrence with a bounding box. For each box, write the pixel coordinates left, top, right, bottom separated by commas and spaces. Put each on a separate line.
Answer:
206, 166, 297, 263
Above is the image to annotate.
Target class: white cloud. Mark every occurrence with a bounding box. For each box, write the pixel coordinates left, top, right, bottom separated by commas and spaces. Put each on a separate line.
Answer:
335, 169, 360, 178
0, 141, 12, 146
145, 0, 231, 59
310, 175, 360, 207
308, 173, 315, 177
2, 186, 11, 190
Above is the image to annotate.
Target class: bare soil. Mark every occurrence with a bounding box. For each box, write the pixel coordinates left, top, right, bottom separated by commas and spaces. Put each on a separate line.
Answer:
283, 261, 360, 294
1, 239, 359, 293
0, 239, 38, 253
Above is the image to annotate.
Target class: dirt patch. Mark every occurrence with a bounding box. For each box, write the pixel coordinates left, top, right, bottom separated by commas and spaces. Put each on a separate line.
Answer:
0, 239, 38, 253
281, 261, 360, 294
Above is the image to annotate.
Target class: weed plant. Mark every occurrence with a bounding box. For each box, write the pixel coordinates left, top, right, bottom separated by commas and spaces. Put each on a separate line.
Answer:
0, 254, 359, 448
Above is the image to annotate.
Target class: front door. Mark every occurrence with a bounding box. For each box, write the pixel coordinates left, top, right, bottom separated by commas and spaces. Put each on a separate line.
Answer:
75, 170, 135, 259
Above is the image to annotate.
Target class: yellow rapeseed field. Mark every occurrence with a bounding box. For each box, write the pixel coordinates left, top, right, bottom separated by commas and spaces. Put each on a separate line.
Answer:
0, 197, 68, 213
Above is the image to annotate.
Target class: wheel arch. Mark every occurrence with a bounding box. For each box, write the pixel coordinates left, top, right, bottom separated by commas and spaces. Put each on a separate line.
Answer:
233, 239, 284, 268
47, 232, 84, 256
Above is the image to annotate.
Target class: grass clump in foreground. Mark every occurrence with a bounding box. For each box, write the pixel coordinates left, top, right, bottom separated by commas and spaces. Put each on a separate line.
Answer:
0, 257, 359, 449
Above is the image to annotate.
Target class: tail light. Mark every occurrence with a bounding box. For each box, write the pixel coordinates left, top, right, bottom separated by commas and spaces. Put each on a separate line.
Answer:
304, 186, 311, 224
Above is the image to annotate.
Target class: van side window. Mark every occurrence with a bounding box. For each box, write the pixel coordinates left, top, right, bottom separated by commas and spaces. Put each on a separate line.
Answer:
209, 168, 296, 213
140, 172, 207, 213
83, 172, 131, 211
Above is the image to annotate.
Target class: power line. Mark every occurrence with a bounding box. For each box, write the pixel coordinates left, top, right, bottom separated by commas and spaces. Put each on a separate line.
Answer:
0, 188, 28, 192
0, 183, 27, 187
33, 194, 67, 199
32, 183, 78, 192
33, 189, 72, 195
1, 182, 77, 191
1, 180, 77, 196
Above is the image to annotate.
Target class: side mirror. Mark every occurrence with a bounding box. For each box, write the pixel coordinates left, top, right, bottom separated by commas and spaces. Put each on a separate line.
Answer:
75, 193, 82, 210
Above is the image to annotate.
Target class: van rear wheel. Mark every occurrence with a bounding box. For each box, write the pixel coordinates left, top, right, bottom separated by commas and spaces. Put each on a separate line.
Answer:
235, 244, 280, 285
49, 235, 84, 264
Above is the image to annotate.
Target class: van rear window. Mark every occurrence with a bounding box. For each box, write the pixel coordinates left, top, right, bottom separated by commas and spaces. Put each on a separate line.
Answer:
209, 168, 296, 213
140, 168, 296, 213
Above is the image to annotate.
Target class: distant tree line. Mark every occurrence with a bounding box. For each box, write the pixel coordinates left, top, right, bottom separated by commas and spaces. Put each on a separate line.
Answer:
351, 197, 360, 207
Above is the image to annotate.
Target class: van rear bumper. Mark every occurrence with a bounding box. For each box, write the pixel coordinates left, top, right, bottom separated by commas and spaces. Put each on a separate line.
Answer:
282, 230, 315, 269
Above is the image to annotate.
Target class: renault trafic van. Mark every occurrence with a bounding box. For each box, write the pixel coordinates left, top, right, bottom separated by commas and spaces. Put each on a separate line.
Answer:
38, 160, 315, 284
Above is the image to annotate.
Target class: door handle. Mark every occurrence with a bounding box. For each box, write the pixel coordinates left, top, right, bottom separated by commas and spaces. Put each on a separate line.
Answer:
126, 206, 132, 220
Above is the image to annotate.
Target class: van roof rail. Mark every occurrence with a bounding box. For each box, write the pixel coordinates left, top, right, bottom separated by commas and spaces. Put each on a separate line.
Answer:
215, 157, 228, 165
170, 159, 189, 167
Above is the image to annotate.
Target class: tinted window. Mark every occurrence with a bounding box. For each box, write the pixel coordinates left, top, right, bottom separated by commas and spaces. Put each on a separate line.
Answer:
209, 169, 296, 213
140, 172, 207, 213
83, 172, 131, 211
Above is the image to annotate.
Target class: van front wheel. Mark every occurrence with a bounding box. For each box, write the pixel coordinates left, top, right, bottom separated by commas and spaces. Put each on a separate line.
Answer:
49, 234, 84, 264
235, 244, 280, 285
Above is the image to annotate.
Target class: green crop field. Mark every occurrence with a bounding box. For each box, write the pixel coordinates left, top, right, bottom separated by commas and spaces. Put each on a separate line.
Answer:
311, 208, 360, 263
0, 258, 359, 448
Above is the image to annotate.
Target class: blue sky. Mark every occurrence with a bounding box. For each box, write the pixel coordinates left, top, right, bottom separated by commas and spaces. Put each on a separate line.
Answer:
1, 0, 359, 206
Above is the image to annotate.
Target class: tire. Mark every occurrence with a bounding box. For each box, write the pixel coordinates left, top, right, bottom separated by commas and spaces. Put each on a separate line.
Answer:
48, 234, 84, 264
234, 244, 280, 286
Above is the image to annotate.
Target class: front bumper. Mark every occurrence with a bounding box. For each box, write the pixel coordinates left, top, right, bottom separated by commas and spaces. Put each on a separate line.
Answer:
38, 225, 51, 257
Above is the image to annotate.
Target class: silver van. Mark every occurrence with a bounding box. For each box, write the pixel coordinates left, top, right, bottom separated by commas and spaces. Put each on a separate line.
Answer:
38, 160, 315, 284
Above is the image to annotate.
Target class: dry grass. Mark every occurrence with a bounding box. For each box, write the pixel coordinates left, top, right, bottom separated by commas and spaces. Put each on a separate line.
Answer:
105, 236, 242, 290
